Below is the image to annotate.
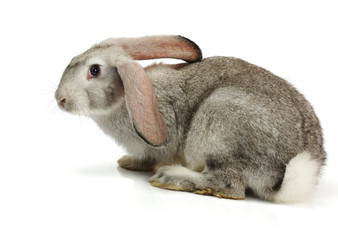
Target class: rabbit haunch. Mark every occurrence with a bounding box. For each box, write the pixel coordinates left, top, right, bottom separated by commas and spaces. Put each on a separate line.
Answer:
56, 36, 325, 203
147, 58, 324, 203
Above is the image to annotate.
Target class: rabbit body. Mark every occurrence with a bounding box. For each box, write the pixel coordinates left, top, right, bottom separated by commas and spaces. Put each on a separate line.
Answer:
90, 56, 325, 202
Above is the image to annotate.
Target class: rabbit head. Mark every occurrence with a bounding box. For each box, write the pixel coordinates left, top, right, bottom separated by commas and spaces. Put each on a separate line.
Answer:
55, 35, 202, 146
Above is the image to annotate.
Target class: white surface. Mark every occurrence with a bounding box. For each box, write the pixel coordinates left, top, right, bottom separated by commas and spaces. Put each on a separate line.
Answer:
1, 0, 337, 239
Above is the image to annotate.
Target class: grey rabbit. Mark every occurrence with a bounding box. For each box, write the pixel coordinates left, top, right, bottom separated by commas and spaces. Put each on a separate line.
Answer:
55, 35, 325, 203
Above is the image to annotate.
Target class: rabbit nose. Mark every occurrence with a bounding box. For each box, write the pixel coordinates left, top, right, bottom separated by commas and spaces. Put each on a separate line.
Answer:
58, 97, 66, 108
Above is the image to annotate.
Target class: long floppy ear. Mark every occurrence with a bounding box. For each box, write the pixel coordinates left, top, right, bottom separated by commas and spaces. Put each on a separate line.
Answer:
102, 35, 202, 62
111, 36, 202, 146
117, 61, 167, 146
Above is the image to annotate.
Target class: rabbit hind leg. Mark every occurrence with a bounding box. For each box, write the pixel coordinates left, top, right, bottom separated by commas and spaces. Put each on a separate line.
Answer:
149, 165, 201, 192
200, 157, 246, 200
148, 165, 245, 200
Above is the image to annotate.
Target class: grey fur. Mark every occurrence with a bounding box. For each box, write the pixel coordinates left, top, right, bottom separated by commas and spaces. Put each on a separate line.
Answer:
56, 39, 325, 202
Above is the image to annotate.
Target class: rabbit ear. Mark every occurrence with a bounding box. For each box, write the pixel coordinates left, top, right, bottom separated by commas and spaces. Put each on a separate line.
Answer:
116, 60, 167, 147
102, 35, 202, 62
109, 36, 202, 146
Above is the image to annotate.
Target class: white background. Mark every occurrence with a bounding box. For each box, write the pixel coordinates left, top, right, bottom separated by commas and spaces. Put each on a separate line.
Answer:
1, 0, 337, 239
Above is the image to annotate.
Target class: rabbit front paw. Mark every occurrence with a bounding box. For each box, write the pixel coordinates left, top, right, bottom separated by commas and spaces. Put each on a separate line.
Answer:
118, 155, 156, 171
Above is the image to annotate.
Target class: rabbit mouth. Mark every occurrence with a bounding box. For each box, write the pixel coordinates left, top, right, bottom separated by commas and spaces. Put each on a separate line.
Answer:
56, 98, 85, 115
55, 86, 92, 116
55, 92, 90, 116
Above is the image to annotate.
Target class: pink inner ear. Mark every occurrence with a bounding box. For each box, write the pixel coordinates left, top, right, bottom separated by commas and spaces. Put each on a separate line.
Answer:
117, 61, 167, 146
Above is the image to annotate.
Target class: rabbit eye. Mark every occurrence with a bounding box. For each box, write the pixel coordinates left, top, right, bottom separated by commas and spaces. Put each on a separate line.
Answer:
89, 64, 101, 78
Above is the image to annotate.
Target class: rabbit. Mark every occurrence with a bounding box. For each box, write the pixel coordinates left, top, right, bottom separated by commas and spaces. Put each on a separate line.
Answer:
55, 35, 325, 203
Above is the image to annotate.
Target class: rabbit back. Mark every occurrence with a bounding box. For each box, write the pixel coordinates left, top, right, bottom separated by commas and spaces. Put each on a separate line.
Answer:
170, 57, 325, 161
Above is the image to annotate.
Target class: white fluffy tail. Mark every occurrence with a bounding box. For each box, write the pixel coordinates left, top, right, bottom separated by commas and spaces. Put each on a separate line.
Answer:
272, 151, 321, 203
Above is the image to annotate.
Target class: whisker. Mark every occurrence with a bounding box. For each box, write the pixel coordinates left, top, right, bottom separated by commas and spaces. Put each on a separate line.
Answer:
78, 102, 87, 117
79, 106, 87, 118
80, 103, 94, 119
51, 105, 60, 114
48, 98, 57, 104
44, 83, 58, 95
46, 98, 62, 115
